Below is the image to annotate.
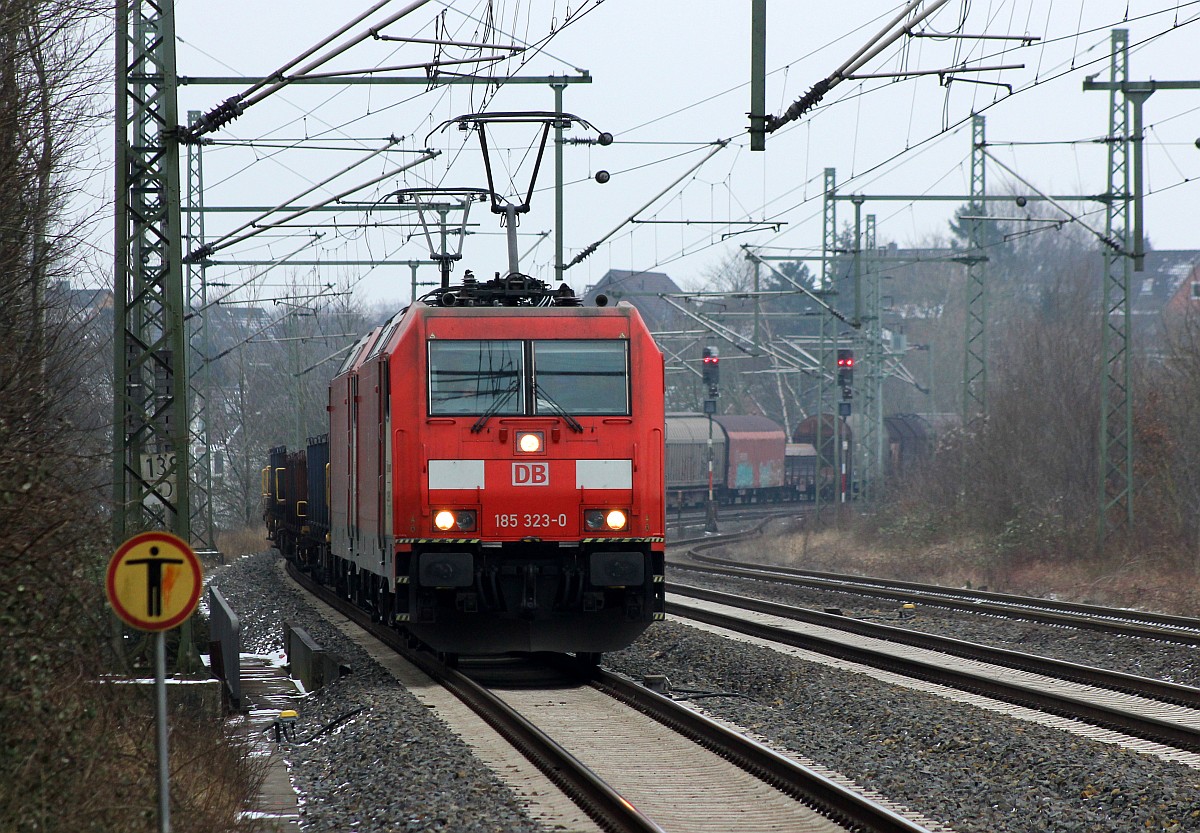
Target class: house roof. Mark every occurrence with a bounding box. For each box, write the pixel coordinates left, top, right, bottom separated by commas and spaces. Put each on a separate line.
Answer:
581, 269, 684, 332
1132, 250, 1200, 312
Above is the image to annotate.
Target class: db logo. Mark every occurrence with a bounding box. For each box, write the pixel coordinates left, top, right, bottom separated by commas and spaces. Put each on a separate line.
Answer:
512, 462, 549, 486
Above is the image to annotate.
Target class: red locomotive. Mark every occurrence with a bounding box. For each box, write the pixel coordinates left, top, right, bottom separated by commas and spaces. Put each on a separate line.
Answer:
266, 272, 666, 658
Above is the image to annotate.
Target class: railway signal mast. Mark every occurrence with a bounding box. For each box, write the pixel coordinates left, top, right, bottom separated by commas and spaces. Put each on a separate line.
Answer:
835, 348, 855, 505
746, 3, 1029, 515
836, 348, 854, 403
702, 346, 720, 533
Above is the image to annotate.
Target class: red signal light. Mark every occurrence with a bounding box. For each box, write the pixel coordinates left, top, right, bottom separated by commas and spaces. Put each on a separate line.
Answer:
702, 346, 720, 388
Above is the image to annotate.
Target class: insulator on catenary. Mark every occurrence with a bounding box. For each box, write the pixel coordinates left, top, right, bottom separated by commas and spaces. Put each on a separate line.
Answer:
765, 78, 831, 133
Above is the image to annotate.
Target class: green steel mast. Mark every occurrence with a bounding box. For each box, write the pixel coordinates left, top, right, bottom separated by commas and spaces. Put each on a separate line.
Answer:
1097, 29, 1134, 537
186, 111, 217, 556
1082, 29, 1200, 540
961, 114, 988, 427
113, 0, 189, 542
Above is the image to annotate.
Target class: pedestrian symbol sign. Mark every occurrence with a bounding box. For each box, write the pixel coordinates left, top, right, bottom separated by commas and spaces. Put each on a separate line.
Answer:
107, 531, 203, 632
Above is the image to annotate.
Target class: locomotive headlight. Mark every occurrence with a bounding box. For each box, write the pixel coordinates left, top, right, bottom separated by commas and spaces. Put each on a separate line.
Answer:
434, 509, 476, 532
585, 508, 628, 531
517, 431, 544, 454
455, 510, 477, 531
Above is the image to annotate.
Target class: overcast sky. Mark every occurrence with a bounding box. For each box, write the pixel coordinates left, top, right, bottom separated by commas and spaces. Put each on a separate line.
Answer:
162, 1, 1200, 307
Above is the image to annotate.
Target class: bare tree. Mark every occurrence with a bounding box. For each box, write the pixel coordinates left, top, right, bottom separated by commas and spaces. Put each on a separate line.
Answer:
1151, 306, 1200, 559
206, 278, 372, 527
0, 6, 268, 829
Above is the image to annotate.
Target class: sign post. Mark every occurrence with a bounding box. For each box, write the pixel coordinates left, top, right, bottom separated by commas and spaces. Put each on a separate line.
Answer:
106, 531, 203, 833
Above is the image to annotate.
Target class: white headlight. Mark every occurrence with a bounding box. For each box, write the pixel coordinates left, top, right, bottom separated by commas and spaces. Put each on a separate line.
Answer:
434, 510, 456, 531
605, 509, 627, 530
518, 431, 543, 453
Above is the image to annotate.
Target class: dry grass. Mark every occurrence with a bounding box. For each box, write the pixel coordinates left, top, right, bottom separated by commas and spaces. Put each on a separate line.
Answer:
217, 526, 271, 560
758, 527, 987, 585
754, 525, 1200, 617
1000, 557, 1200, 614
170, 714, 270, 831
0, 678, 268, 833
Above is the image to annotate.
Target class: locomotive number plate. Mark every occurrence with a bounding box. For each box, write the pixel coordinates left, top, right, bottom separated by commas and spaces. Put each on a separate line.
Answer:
495, 513, 569, 529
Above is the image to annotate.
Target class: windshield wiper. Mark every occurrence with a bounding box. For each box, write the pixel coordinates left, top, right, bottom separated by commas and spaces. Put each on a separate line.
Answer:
470, 381, 519, 433
534, 383, 584, 433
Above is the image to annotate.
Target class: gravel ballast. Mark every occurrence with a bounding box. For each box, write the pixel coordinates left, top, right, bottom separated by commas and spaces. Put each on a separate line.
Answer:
212, 550, 1200, 833
670, 556, 1200, 689
607, 620, 1200, 833
210, 553, 549, 833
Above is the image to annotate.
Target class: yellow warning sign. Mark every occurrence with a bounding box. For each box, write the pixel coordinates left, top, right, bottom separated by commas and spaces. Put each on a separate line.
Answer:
106, 531, 203, 632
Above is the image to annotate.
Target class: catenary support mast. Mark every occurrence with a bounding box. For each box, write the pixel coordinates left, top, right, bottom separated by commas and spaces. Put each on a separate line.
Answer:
113, 0, 189, 543
961, 114, 987, 427
1083, 29, 1200, 541
1096, 29, 1134, 539
186, 111, 217, 556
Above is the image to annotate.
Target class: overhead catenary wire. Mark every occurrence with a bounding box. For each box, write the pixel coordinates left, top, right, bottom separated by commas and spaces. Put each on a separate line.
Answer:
277, 54, 509, 81
620, 10, 1200, 281
177, 31, 445, 161
185, 0, 397, 137
177, 0, 1200, 309
175, 8, 504, 307
240, 2, 395, 100
189, 0, 439, 138
190, 3, 870, 288
982, 149, 1121, 252
564, 141, 730, 270
190, 137, 403, 261
188, 150, 441, 262
194, 236, 326, 316
601, 7, 1194, 278
742, 248, 856, 327
765, 0, 956, 133
203, 285, 346, 365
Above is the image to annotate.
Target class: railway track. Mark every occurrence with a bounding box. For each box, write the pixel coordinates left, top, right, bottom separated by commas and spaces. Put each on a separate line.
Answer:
285, 560, 940, 833
664, 579, 1200, 754
671, 538, 1200, 645
659, 522, 1200, 753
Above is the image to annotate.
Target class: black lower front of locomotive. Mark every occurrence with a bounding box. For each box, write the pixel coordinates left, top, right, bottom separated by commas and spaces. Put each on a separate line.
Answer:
397, 541, 664, 655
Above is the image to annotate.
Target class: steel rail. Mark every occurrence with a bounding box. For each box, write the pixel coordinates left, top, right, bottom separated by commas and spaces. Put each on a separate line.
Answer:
288, 557, 935, 831
671, 582, 1200, 708
285, 561, 665, 833
592, 668, 936, 833
672, 553, 1200, 645
666, 593, 1200, 753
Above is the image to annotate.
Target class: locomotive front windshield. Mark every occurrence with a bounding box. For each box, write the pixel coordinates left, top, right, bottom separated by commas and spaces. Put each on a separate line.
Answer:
428, 340, 524, 415
428, 339, 629, 416
532, 340, 628, 415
